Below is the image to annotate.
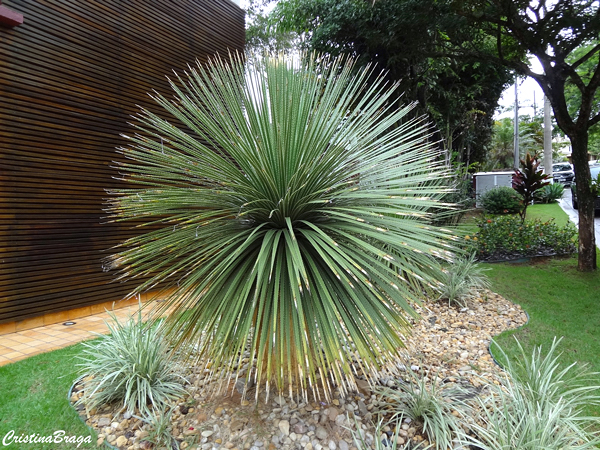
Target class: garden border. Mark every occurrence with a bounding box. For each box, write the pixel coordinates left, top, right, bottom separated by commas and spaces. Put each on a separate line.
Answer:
488, 309, 530, 369
68, 376, 118, 450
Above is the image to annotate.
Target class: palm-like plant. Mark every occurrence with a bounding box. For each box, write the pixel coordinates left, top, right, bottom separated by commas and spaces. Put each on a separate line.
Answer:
108, 54, 457, 401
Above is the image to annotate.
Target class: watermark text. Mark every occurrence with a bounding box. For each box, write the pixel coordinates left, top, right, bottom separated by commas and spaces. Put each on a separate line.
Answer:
2, 430, 92, 448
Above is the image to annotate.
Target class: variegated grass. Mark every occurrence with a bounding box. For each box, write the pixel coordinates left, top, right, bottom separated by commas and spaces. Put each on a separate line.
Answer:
77, 308, 187, 417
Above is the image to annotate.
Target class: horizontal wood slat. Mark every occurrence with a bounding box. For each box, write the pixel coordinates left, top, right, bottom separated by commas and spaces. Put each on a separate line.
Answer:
0, 0, 245, 323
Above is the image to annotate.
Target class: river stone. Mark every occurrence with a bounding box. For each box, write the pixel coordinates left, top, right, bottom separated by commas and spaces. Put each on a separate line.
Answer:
278, 419, 290, 436
316, 426, 328, 440
327, 407, 339, 422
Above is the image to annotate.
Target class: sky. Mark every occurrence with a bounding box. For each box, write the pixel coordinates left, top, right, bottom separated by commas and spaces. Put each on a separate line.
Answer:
494, 58, 546, 120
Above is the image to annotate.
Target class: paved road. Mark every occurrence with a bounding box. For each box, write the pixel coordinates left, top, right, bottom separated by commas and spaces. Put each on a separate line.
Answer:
558, 188, 600, 249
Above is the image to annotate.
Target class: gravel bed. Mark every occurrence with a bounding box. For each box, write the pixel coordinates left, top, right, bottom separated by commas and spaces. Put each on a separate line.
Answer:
70, 290, 527, 450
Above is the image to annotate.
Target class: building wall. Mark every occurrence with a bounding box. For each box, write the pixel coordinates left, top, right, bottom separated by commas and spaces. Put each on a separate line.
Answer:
0, 0, 245, 324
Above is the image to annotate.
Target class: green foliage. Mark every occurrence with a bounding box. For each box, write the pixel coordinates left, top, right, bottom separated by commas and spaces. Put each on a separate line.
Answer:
512, 152, 551, 221
431, 163, 475, 226
479, 186, 522, 214
486, 117, 514, 170
486, 116, 550, 171
537, 183, 565, 204
77, 310, 186, 416
564, 41, 600, 138
376, 370, 462, 450
141, 408, 178, 449
245, 1, 300, 57
475, 215, 577, 260
460, 338, 600, 450
0, 344, 97, 449
437, 253, 491, 307
270, 0, 513, 167
108, 54, 456, 399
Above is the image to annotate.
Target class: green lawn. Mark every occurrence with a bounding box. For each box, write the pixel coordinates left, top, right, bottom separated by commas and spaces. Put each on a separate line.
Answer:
477, 202, 600, 416
460, 202, 572, 231
522, 202, 571, 227
487, 253, 600, 369
0, 343, 97, 449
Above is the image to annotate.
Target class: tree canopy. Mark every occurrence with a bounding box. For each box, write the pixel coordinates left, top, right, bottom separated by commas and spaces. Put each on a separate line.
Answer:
453, 0, 599, 270
261, 0, 514, 167
250, 0, 600, 271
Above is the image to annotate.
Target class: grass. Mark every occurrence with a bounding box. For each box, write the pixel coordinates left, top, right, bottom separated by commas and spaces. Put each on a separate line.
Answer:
480, 201, 599, 416
0, 343, 97, 449
523, 202, 571, 227
487, 254, 600, 387
460, 202, 572, 231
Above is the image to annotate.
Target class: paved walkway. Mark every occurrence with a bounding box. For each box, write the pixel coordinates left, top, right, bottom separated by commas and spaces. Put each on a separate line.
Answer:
558, 189, 600, 249
0, 304, 144, 367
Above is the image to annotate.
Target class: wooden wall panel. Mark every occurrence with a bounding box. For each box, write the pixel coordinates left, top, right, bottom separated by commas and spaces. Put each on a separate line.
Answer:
0, 0, 245, 323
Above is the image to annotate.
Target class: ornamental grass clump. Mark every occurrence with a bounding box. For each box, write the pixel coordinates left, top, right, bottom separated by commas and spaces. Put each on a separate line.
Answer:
107, 53, 457, 401
437, 252, 490, 307
460, 338, 600, 450
376, 369, 464, 450
77, 310, 187, 416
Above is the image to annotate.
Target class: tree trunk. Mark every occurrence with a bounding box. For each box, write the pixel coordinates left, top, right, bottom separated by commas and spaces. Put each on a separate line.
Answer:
570, 131, 597, 271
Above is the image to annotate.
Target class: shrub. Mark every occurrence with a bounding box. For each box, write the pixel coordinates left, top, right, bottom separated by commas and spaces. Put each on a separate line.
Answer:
437, 253, 490, 306
459, 338, 600, 449
77, 309, 186, 416
479, 186, 522, 214
107, 54, 456, 399
537, 183, 565, 203
475, 215, 577, 260
376, 369, 463, 450
512, 152, 551, 221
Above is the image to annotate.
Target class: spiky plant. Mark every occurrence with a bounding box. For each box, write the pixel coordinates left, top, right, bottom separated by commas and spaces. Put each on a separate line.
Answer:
108, 53, 457, 401
376, 370, 464, 450
461, 338, 600, 449
77, 309, 187, 416
438, 252, 490, 307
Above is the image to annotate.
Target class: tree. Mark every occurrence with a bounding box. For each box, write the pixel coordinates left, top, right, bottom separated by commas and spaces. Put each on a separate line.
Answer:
268, 0, 513, 167
487, 117, 515, 168
454, 0, 600, 270
564, 40, 600, 159
245, 1, 300, 56
108, 54, 456, 399
486, 115, 547, 170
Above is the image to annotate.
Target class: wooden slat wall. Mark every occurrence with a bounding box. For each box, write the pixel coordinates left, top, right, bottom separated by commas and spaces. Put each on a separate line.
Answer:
0, 0, 245, 323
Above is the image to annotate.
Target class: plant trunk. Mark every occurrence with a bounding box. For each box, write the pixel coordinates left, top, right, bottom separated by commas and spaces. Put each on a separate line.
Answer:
570, 131, 597, 271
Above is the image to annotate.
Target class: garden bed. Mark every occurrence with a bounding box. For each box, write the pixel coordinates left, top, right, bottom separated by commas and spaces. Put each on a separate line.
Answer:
71, 291, 527, 450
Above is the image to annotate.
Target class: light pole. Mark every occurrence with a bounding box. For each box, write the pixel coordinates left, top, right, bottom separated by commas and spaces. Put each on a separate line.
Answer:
513, 80, 520, 169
